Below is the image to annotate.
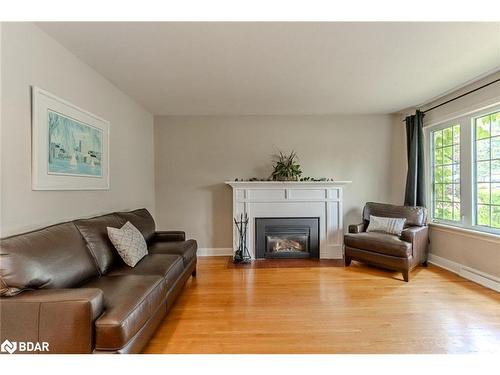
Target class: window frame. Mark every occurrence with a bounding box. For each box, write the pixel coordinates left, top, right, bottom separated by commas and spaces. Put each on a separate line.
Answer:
424, 101, 500, 236
429, 122, 463, 226
471, 107, 500, 235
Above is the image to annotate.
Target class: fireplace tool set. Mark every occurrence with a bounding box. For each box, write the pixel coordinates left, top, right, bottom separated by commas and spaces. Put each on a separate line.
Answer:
233, 213, 251, 263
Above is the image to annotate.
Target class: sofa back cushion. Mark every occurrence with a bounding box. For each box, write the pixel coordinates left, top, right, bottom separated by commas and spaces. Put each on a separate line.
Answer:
0, 222, 99, 296
115, 208, 156, 243
363, 202, 427, 227
74, 214, 126, 274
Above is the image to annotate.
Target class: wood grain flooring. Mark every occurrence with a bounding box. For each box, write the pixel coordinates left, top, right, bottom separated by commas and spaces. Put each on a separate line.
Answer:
143, 257, 500, 354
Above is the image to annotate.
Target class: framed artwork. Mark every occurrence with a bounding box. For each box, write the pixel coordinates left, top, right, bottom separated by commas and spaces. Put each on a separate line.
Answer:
32, 87, 110, 190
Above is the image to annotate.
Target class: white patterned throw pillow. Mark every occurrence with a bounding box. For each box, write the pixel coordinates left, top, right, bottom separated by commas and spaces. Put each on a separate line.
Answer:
107, 221, 148, 267
366, 215, 406, 236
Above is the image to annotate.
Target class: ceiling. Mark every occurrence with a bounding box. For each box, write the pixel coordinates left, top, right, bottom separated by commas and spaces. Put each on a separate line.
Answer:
37, 22, 500, 115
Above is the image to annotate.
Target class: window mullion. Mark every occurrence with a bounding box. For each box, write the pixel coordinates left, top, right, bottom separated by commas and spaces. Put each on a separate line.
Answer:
461, 116, 473, 227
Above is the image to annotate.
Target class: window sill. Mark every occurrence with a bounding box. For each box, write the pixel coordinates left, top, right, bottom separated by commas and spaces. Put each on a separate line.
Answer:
429, 222, 500, 244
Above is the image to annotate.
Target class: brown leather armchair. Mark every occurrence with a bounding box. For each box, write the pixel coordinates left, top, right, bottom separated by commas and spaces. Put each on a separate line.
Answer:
344, 202, 429, 282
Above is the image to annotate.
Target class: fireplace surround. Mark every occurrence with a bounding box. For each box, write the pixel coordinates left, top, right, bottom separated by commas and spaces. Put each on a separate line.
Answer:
255, 217, 320, 259
226, 181, 351, 259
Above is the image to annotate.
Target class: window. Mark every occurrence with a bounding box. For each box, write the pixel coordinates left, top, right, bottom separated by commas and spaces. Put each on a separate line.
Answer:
426, 105, 500, 235
474, 111, 500, 229
431, 124, 460, 222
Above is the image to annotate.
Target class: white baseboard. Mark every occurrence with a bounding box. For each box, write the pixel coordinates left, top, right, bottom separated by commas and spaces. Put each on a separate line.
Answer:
197, 248, 233, 256
428, 254, 500, 292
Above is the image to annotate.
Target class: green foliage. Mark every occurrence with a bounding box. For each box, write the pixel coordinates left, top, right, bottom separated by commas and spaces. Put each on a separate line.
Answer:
477, 184, 490, 204
476, 184, 500, 228
271, 150, 302, 181
434, 130, 443, 148
453, 203, 461, 221
492, 206, 500, 229
492, 112, 500, 136
443, 127, 454, 146
476, 139, 490, 160
432, 124, 461, 222
477, 205, 490, 226
476, 115, 491, 140
453, 124, 461, 144
443, 165, 453, 183
443, 146, 453, 163
493, 138, 500, 159
473, 111, 500, 229
477, 161, 490, 182
432, 113, 500, 229
492, 183, 500, 205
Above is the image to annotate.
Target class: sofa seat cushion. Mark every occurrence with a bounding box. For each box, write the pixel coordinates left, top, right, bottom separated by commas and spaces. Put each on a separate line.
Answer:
344, 232, 412, 258
82, 275, 166, 351
108, 254, 184, 290
148, 240, 197, 267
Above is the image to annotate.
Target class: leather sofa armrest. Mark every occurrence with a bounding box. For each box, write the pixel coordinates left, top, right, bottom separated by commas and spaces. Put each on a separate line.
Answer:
348, 223, 365, 234
154, 230, 186, 242
400, 226, 429, 263
0, 288, 104, 354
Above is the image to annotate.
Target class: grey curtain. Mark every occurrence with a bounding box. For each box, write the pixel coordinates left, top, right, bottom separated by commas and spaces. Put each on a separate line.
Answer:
404, 110, 425, 207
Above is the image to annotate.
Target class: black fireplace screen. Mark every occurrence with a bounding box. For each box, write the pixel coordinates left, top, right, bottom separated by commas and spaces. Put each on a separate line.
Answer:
255, 217, 319, 259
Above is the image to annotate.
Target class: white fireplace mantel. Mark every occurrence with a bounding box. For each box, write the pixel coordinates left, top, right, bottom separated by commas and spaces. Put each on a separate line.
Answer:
226, 181, 351, 259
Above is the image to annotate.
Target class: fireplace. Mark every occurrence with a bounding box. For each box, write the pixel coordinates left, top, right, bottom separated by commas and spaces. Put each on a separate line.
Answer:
227, 181, 349, 259
255, 217, 320, 259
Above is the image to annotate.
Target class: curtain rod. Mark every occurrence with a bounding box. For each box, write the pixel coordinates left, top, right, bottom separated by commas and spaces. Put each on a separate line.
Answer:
402, 77, 500, 121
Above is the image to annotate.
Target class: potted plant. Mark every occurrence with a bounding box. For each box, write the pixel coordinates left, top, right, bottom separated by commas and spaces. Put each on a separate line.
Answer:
271, 150, 303, 181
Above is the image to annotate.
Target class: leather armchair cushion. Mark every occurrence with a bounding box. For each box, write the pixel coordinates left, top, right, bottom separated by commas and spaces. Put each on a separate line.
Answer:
0, 222, 99, 296
148, 239, 197, 267
83, 275, 166, 351
344, 232, 412, 258
108, 254, 184, 290
363, 202, 427, 227
74, 214, 126, 274
115, 209, 156, 243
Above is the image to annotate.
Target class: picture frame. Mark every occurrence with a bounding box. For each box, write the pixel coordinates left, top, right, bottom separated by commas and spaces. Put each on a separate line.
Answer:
32, 87, 110, 190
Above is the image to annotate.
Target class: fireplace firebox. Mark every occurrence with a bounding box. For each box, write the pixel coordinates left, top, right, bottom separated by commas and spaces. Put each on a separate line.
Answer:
255, 217, 319, 259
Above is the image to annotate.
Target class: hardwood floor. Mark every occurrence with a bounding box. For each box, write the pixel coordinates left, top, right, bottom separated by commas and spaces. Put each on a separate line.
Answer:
143, 257, 500, 354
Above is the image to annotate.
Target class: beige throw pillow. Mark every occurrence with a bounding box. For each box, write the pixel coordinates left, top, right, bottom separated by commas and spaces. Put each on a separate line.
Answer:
366, 215, 406, 236
107, 221, 148, 267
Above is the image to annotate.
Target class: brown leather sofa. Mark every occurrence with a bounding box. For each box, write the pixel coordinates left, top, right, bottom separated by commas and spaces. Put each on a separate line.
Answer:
0, 208, 197, 353
344, 202, 428, 282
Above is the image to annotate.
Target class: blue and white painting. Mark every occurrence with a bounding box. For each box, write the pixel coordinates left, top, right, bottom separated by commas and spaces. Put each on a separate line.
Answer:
48, 110, 103, 177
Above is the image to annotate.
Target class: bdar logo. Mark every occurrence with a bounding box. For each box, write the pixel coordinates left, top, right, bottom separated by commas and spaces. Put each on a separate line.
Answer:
1, 339, 17, 354
1, 339, 49, 353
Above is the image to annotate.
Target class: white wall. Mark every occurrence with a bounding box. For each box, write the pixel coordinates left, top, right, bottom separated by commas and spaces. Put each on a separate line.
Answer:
155, 114, 404, 249
0, 23, 155, 237
399, 71, 500, 278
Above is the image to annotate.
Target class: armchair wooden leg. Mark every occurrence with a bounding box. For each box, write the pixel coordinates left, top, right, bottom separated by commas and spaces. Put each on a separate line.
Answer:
344, 257, 352, 267
402, 270, 410, 282
192, 268, 197, 277
422, 260, 428, 267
